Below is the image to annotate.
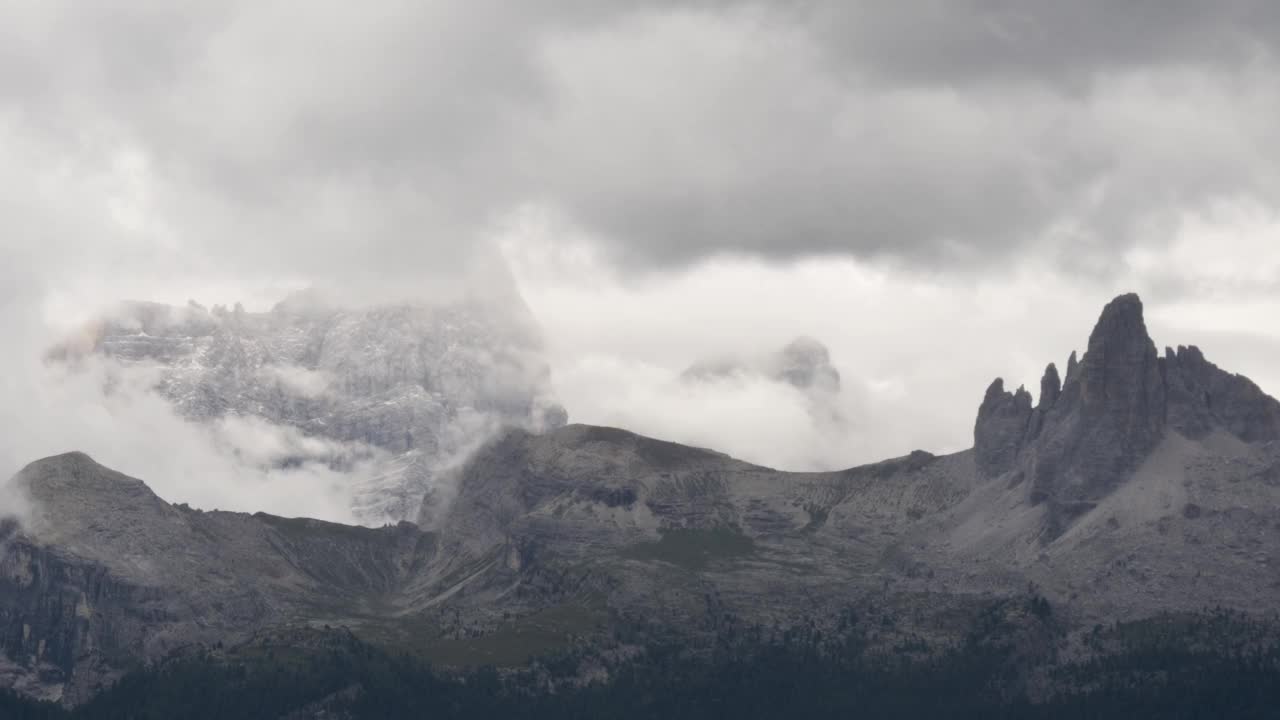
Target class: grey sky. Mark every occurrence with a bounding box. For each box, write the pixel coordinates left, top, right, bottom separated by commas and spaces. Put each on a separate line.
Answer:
6, 1, 1280, 279
3, 1, 1280, 503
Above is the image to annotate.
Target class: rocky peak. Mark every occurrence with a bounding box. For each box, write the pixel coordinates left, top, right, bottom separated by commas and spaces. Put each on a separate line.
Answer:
11, 452, 187, 562
16, 452, 153, 501
773, 336, 841, 393
974, 292, 1280, 538
1066, 292, 1167, 465
973, 294, 1161, 531
1063, 350, 1079, 384
683, 336, 842, 397
974, 378, 1034, 477
1038, 363, 1061, 410
1163, 344, 1280, 442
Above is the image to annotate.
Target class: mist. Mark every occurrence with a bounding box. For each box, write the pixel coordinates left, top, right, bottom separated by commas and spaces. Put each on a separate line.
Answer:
5, 1, 1280, 523
505, 225, 1280, 470
0, 338, 374, 525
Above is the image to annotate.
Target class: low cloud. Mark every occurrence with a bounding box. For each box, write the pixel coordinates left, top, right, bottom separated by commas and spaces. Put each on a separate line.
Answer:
5, 2, 1280, 516
6, 1, 1280, 297
0, 337, 374, 525
558, 354, 854, 470
507, 232, 1280, 471
258, 365, 334, 400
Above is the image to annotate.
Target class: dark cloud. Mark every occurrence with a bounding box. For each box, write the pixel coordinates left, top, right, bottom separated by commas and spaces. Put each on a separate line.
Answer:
519, 2, 1280, 269
3, 1, 1280, 287
803, 1, 1280, 86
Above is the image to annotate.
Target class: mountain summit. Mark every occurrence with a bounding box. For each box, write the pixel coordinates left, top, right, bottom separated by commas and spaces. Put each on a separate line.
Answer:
45, 291, 568, 524
976, 293, 1280, 536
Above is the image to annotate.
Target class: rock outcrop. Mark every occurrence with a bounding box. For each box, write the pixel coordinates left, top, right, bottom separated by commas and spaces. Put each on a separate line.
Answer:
975, 293, 1280, 536
1, 452, 438, 704
1163, 344, 1280, 442
974, 379, 1033, 478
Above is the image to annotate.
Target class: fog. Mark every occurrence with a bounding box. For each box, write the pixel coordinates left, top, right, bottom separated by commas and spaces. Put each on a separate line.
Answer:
5, 2, 1280, 524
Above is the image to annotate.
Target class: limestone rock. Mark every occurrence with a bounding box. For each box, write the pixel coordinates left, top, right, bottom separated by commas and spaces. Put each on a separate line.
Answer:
975, 293, 1279, 538
47, 291, 563, 523
1039, 363, 1061, 410
1163, 344, 1280, 442
974, 378, 1033, 478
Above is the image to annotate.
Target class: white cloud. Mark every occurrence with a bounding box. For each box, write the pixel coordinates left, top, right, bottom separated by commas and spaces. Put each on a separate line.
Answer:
505, 214, 1280, 470
259, 365, 334, 399
0, 335, 372, 524
4, 1, 1280, 516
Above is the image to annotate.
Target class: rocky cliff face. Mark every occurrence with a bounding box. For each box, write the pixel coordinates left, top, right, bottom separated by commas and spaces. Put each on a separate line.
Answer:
7, 293, 1280, 706
975, 293, 1280, 536
48, 292, 568, 523
974, 378, 1034, 478
1, 453, 439, 704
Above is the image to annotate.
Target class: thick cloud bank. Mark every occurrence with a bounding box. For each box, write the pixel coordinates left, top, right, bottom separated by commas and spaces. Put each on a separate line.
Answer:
6, 1, 1280, 284
5, 2, 1280, 513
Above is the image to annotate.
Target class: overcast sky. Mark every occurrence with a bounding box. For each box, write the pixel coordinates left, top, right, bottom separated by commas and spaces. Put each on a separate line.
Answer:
4, 2, 1280, 512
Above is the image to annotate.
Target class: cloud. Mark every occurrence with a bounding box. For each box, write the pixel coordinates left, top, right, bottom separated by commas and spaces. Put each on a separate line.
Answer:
259, 364, 334, 399
6, 0, 1280, 291
0, 243, 373, 523
4, 1, 1280, 511
504, 228, 1280, 470
0, 351, 374, 524
800, 2, 1280, 85
521, 6, 1280, 270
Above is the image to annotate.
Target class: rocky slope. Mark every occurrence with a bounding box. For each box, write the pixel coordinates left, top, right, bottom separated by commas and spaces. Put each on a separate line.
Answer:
47, 291, 567, 523
0, 452, 443, 704
5, 293, 1280, 705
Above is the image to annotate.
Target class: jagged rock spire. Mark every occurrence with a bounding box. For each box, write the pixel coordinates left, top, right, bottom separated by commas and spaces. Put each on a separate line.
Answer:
1039, 363, 1061, 409
974, 378, 1034, 478
971, 292, 1280, 538
1064, 350, 1079, 384
975, 293, 1169, 536
1072, 292, 1167, 453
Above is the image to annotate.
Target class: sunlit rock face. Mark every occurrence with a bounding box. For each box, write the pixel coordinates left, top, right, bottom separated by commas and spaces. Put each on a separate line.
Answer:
49, 290, 567, 524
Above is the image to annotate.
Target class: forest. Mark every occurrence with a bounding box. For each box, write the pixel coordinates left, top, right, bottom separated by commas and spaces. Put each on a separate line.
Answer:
4, 603, 1279, 719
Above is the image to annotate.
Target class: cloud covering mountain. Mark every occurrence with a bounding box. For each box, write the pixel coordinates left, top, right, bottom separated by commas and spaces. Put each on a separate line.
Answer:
5, 1, 1280, 510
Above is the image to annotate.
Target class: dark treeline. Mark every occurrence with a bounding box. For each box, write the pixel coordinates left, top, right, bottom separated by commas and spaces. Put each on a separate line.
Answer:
4, 606, 1280, 719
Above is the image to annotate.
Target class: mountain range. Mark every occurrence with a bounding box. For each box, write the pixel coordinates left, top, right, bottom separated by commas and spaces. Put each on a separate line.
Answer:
4, 293, 1280, 708
44, 290, 567, 524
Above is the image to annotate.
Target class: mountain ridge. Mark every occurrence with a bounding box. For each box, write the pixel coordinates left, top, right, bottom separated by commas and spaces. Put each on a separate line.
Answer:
5, 292, 1280, 705
43, 291, 569, 525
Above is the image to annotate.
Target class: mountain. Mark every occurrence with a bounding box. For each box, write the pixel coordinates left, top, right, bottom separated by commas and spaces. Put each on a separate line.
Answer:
681, 335, 842, 395
681, 335, 845, 429
5, 293, 1280, 707
0, 452, 444, 704
975, 293, 1280, 538
46, 291, 568, 523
